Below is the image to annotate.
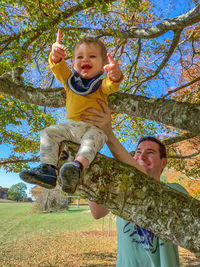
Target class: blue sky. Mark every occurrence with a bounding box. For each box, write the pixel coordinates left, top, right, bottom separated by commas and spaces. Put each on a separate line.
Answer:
0, 143, 32, 192
0, 0, 194, 195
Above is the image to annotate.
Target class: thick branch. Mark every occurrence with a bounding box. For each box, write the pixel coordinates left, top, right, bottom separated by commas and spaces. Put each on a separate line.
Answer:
57, 141, 200, 254
0, 78, 65, 107
1, 78, 200, 135
121, 5, 200, 39
56, 5, 200, 40
108, 93, 200, 136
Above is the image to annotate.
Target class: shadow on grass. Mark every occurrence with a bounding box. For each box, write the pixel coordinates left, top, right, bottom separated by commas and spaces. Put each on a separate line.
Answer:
67, 208, 88, 213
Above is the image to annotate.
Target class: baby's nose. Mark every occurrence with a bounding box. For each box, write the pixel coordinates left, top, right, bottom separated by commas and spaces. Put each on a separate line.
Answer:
83, 57, 89, 61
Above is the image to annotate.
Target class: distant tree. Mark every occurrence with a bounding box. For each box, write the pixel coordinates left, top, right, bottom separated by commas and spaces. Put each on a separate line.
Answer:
31, 185, 69, 212
7, 182, 27, 202
0, 186, 9, 199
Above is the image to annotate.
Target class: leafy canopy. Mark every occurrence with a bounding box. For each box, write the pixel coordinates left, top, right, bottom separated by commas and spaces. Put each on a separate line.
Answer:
0, 0, 200, 186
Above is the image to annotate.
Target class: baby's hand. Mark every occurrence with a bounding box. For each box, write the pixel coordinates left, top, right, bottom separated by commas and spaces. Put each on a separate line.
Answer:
51, 29, 66, 64
104, 53, 122, 82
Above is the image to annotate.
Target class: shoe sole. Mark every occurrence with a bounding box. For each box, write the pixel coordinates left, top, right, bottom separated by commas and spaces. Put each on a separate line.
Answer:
60, 164, 80, 193
19, 172, 56, 189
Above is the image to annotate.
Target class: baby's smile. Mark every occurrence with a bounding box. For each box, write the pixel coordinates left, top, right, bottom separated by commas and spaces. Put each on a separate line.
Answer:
81, 64, 92, 70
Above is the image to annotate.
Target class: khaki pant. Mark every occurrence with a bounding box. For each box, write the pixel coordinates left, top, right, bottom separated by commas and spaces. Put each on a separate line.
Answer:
40, 120, 107, 166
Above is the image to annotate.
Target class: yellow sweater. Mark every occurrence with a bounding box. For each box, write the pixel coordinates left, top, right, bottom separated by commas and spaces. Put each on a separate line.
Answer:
49, 55, 122, 121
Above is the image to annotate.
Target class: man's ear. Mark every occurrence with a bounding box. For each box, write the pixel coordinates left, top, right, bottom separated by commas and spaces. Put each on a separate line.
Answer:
162, 158, 167, 169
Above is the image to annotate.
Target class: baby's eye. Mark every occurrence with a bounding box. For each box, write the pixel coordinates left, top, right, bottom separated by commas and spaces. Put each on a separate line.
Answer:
77, 56, 83, 59
90, 55, 96, 58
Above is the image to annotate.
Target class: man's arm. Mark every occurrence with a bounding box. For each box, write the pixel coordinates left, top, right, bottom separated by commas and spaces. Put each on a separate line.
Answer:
88, 201, 109, 219
82, 100, 145, 173
83, 100, 145, 219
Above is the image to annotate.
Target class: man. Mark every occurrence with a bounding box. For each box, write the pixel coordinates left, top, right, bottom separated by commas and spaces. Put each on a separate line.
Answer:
82, 100, 188, 267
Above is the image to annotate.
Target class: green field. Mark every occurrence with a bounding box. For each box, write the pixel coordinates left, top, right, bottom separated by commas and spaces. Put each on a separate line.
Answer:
0, 203, 199, 266
0, 202, 117, 266
0, 203, 115, 241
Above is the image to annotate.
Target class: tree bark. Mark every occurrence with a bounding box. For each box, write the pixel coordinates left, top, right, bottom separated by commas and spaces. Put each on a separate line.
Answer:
57, 141, 200, 254
108, 93, 200, 136
121, 4, 200, 39
1, 78, 200, 135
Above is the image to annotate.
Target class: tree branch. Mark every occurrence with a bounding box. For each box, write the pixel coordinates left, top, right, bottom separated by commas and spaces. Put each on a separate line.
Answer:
108, 93, 200, 136
162, 76, 200, 98
0, 157, 39, 165
162, 133, 198, 145
2, 4, 200, 55
133, 30, 182, 92
0, 77, 66, 107
121, 5, 200, 39
168, 149, 200, 159
1, 0, 115, 53
57, 141, 200, 254
1, 78, 200, 135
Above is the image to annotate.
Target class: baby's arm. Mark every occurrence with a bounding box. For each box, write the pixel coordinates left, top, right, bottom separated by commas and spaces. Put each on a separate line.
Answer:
104, 54, 122, 82
51, 29, 66, 64
49, 30, 71, 85
101, 54, 123, 95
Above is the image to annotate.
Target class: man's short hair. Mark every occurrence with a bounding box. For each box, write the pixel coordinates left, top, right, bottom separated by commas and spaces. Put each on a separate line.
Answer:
137, 136, 167, 159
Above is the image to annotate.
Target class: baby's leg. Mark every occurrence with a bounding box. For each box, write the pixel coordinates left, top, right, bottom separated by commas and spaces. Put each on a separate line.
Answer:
20, 122, 80, 189
76, 125, 108, 165
40, 122, 81, 166
41, 124, 68, 166
60, 123, 108, 193
75, 155, 89, 168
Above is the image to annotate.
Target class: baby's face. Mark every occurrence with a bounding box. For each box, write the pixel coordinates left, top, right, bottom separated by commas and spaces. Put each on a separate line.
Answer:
73, 42, 104, 79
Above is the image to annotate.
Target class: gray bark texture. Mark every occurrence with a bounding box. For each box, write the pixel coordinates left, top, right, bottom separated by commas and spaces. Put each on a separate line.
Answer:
108, 93, 200, 136
1, 77, 200, 136
121, 4, 200, 38
57, 141, 200, 254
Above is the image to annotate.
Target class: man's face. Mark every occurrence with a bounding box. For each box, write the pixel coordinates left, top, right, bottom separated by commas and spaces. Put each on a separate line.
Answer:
134, 141, 167, 181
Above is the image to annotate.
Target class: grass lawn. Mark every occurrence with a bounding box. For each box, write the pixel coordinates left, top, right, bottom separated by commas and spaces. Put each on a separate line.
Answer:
0, 203, 199, 266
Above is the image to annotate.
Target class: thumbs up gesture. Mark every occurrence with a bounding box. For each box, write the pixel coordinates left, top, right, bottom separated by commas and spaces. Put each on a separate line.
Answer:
51, 29, 66, 64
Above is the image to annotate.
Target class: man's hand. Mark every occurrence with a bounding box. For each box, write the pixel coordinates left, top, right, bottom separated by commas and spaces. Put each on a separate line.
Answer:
104, 53, 122, 82
82, 100, 147, 174
81, 99, 113, 138
51, 29, 66, 64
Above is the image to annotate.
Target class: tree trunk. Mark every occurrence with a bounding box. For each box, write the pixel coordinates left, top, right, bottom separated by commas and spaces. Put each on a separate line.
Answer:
57, 141, 200, 254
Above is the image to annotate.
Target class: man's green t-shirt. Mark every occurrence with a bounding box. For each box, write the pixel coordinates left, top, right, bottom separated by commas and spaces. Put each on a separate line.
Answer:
116, 183, 188, 267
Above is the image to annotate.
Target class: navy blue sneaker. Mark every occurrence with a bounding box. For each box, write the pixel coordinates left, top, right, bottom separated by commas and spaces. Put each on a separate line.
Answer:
19, 164, 57, 189
60, 161, 83, 193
